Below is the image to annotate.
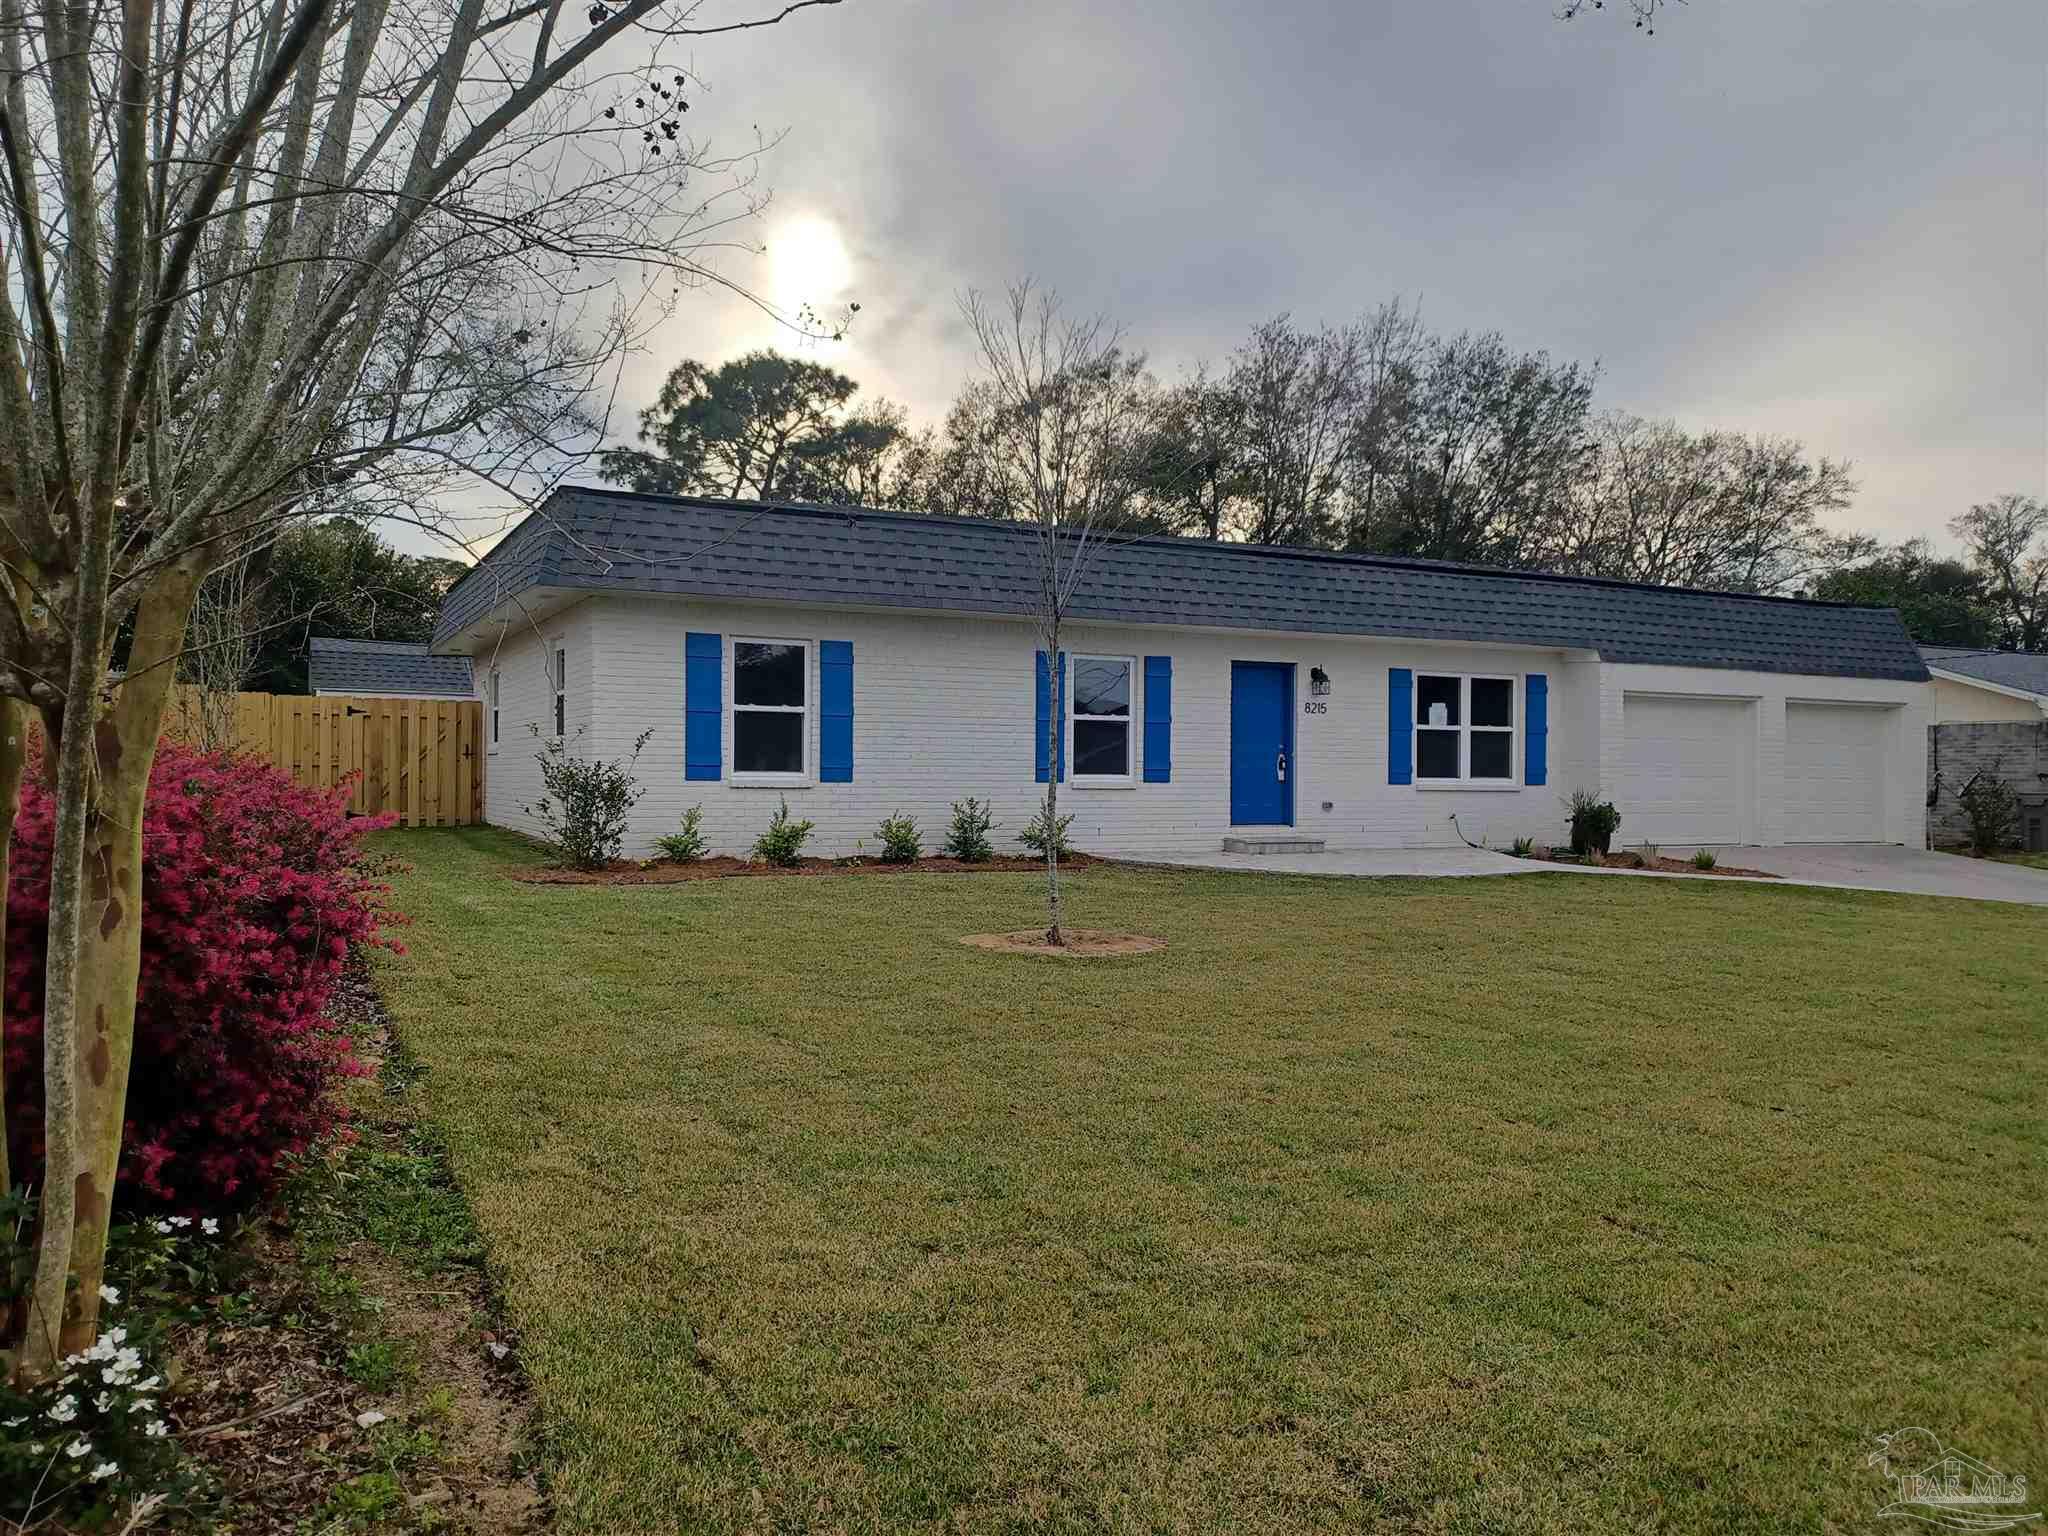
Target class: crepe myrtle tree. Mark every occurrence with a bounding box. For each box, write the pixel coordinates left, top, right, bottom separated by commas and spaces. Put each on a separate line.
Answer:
958, 283, 1156, 946
0, 0, 843, 1382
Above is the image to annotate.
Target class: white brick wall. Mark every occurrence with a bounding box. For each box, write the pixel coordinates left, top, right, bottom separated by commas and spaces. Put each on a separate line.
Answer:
476, 595, 1601, 858
474, 600, 599, 844
462, 595, 1932, 857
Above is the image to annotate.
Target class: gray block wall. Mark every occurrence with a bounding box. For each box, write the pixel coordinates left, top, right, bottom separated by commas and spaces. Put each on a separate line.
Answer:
1926, 721, 2048, 849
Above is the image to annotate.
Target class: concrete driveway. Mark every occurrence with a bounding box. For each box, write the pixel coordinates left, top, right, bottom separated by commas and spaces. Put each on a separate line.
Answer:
1659, 844, 2048, 907
1103, 843, 2048, 907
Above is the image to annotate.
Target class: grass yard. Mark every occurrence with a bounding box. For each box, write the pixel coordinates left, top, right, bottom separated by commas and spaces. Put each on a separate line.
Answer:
371, 829, 2045, 1535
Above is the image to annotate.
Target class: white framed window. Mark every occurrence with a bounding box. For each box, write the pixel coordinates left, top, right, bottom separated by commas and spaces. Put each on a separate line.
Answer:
1415, 673, 1517, 784
731, 637, 811, 781
552, 646, 566, 738
488, 668, 500, 750
1069, 653, 1135, 782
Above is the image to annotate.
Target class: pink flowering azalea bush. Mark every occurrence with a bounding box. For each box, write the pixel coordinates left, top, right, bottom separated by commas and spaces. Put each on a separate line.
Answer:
2, 742, 403, 1211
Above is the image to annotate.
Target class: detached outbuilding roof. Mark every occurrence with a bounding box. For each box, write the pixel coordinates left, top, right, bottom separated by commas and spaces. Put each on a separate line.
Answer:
434, 487, 1930, 682
308, 637, 474, 697
1921, 646, 2048, 699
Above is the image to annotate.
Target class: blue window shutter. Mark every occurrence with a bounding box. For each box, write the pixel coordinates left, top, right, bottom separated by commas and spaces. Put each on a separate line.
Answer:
1388, 667, 1413, 785
1525, 673, 1548, 787
1056, 652, 1066, 783
1143, 656, 1172, 783
1034, 651, 1068, 782
684, 632, 722, 781
1034, 651, 1052, 783
819, 641, 853, 782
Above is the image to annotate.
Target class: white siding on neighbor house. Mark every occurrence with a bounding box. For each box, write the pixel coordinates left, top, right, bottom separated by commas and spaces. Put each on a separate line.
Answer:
489, 594, 1598, 859
1593, 661, 1929, 849
1931, 674, 2043, 724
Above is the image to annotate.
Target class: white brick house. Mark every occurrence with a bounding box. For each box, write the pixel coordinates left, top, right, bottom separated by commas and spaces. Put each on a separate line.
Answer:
434, 489, 1933, 860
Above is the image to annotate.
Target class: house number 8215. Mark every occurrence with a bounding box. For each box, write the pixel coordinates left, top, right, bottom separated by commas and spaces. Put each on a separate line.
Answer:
1303, 701, 1328, 715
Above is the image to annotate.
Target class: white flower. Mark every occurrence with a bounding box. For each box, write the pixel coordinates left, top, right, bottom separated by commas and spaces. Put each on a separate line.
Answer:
64, 1438, 91, 1460
151, 1219, 173, 1235
1, 1417, 22, 1428
46, 1396, 78, 1424
89, 1460, 118, 1482
200, 1218, 220, 1236
143, 1420, 169, 1439
93, 1392, 115, 1413
134, 1376, 162, 1393
167, 1216, 192, 1229
98, 1283, 120, 1305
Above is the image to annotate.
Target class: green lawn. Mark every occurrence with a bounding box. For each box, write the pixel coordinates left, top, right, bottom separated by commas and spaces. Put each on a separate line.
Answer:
371, 829, 2046, 1535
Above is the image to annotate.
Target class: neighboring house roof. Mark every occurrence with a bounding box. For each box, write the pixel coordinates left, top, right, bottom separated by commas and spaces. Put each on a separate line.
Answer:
1920, 645, 2048, 701
308, 637, 474, 697
433, 487, 1931, 682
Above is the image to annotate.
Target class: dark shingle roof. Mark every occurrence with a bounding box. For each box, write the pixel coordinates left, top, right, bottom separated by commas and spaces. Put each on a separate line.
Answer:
308, 637, 473, 697
434, 488, 1930, 682
1921, 646, 2048, 699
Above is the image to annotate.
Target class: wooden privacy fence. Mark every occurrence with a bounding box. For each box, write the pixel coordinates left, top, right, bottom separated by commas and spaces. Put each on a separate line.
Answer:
164, 688, 484, 827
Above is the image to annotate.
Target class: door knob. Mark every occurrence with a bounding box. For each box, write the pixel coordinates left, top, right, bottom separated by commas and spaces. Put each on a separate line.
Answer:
1276, 749, 1287, 782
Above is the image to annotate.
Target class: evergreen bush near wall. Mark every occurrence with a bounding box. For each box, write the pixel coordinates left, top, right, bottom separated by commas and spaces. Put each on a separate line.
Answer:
527, 727, 653, 870
1958, 771, 2020, 853
1017, 803, 1075, 858
753, 798, 816, 866
655, 805, 708, 862
877, 813, 922, 863
944, 798, 995, 862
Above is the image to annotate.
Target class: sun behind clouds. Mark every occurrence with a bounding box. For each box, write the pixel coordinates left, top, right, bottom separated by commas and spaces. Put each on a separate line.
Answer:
767, 213, 852, 320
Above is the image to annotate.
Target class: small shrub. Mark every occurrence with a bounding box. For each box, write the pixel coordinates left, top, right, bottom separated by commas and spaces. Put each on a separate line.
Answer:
1635, 842, 1661, 865
1958, 770, 2020, 854
1509, 835, 1536, 858
752, 797, 816, 866
1691, 848, 1718, 870
654, 805, 708, 863
943, 797, 995, 862
876, 812, 922, 863
1566, 788, 1621, 854
526, 727, 653, 870
1016, 802, 1075, 858
3, 743, 396, 1213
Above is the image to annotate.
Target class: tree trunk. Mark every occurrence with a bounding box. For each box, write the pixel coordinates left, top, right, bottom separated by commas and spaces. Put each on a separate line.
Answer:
18, 563, 200, 1377
0, 697, 24, 1198
1043, 618, 1063, 947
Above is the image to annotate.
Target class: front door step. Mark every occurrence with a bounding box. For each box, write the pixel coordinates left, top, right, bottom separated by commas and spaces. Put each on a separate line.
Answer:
1221, 835, 1326, 855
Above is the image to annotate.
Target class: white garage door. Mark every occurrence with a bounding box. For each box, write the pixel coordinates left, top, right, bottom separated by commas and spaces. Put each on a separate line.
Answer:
1783, 703, 1891, 842
1618, 695, 1755, 846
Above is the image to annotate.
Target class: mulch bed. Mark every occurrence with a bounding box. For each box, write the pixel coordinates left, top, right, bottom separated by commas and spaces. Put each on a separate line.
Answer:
510, 853, 1096, 885
1526, 847, 1778, 878
959, 929, 1167, 958
167, 962, 545, 1534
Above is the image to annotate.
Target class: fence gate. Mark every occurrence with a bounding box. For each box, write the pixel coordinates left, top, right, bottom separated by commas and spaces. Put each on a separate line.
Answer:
165, 689, 483, 827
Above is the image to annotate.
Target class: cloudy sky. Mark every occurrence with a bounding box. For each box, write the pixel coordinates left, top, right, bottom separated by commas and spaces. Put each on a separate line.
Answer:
452, 0, 2045, 557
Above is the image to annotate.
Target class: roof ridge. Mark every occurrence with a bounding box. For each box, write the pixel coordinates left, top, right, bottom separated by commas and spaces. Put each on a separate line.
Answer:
540, 484, 1900, 615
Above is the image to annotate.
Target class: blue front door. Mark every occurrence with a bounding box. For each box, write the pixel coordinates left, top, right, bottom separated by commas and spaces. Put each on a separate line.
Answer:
1230, 662, 1294, 826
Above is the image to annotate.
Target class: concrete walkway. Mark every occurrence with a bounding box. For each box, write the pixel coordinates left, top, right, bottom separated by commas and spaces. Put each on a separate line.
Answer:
1102, 843, 2048, 907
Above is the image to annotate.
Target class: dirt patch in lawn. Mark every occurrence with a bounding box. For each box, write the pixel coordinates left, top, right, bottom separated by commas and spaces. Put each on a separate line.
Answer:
1525, 847, 1779, 878
510, 852, 1097, 885
959, 928, 1167, 957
